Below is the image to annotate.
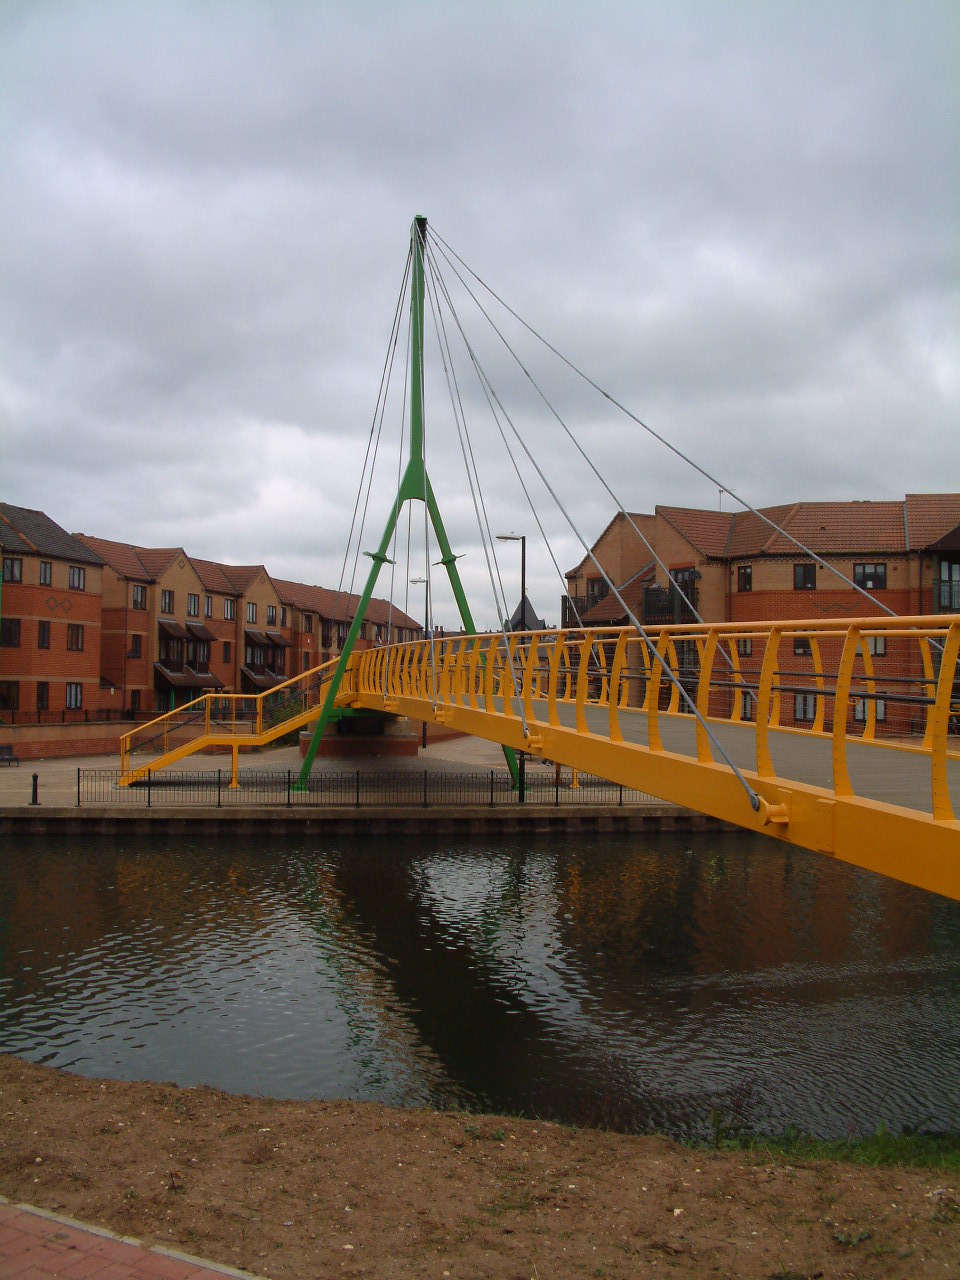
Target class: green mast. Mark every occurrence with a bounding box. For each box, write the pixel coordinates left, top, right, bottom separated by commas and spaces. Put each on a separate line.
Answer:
298, 217, 517, 786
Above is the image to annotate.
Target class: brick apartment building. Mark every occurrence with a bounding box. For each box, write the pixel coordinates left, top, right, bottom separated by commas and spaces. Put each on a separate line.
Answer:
1, 504, 420, 747
0, 504, 111, 723
564, 494, 960, 734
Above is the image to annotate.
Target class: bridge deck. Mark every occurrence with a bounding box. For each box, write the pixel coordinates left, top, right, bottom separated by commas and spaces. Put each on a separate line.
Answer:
119, 617, 960, 900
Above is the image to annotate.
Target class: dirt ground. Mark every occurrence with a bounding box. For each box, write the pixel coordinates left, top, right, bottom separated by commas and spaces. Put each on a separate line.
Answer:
1, 1056, 957, 1280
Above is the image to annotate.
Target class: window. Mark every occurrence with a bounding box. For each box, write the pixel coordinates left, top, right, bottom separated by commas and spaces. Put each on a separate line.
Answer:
266, 605, 277, 627
39, 561, 52, 586
0, 618, 21, 647
2, 557, 22, 583
304, 614, 313, 633
737, 565, 752, 592
37, 620, 50, 649
793, 563, 816, 590
740, 691, 755, 721
337, 622, 347, 646
36, 682, 49, 712
223, 641, 231, 663
0, 681, 19, 710
794, 637, 812, 657
866, 635, 886, 657
191, 639, 210, 673
224, 598, 236, 621
737, 637, 753, 657
130, 689, 140, 714
204, 595, 213, 618
246, 602, 257, 624
854, 563, 886, 590
65, 682, 82, 710
794, 693, 817, 722
854, 698, 886, 723
67, 623, 84, 651
68, 565, 86, 591
161, 589, 174, 614
187, 593, 200, 618
129, 634, 142, 658
280, 607, 287, 627
132, 584, 147, 610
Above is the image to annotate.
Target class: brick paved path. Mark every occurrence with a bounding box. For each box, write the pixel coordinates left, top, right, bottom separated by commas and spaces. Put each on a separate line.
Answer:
0, 1200, 269, 1279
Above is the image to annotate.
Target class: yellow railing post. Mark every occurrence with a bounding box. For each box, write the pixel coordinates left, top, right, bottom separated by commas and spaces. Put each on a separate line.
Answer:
931, 621, 960, 822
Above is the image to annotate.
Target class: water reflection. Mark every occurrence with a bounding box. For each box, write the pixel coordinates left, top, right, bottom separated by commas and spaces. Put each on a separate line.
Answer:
1, 830, 958, 1141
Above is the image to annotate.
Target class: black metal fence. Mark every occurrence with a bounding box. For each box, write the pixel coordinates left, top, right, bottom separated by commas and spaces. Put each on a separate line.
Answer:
76, 767, 660, 809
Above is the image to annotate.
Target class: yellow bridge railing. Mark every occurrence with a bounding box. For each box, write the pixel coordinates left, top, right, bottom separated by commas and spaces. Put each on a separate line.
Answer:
349, 616, 960, 900
118, 616, 959, 898
119, 657, 344, 783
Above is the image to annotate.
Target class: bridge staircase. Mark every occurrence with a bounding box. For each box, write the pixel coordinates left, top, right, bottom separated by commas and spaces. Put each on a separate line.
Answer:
120, 658, 352, 784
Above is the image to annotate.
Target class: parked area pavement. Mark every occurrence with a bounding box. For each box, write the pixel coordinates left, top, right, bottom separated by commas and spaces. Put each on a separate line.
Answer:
0, 734, 523, 810
0, 1198, 271, 1279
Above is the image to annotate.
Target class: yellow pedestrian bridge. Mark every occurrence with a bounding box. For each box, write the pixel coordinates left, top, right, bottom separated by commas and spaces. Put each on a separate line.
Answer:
120, 615, 960, 902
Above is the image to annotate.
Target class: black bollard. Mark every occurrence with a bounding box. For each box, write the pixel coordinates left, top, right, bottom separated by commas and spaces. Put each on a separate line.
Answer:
31, 773, 39, 806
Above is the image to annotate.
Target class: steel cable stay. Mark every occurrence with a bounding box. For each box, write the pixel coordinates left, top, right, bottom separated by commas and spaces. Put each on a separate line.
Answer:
427, 231, 734, 662
423, 258, 763, 813
337, 246, 413, 605
425, 239, 588, 633
428, 226, 904, 625
425, 239, 600, 732
427, 223, 953, 788
422, 243, 529, 737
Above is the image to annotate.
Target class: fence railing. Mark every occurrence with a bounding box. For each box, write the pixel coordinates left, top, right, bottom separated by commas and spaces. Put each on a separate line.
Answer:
77, 767, 661, 809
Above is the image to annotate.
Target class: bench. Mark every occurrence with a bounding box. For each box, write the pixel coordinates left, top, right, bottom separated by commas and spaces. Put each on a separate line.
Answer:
0, 744, 19, 767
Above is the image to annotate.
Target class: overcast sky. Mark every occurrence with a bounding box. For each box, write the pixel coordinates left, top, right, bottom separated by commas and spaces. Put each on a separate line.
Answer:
2, 1, 957, 627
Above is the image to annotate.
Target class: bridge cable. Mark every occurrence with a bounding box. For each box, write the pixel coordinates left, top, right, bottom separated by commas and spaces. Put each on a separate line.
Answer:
429, 227, 900, 623
426, 239, 593, 685
425, 242, 762, 809
428, 233, 726, 647
423, 246, 531, 734
337, 247, 413, 610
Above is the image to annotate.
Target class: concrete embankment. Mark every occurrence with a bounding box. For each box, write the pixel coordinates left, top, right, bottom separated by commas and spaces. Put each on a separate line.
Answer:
0, 737, 725, 836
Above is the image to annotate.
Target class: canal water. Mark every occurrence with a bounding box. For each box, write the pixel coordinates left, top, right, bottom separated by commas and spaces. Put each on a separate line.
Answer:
1, 829, 958, 1142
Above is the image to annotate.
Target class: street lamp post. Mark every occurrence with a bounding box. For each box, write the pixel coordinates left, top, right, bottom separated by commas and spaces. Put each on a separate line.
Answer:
410, 576, 429, 747
496, 533, 527, 802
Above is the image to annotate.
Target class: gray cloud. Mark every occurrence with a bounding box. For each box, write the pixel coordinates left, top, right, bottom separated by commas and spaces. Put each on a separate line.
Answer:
1, 0, 957, 626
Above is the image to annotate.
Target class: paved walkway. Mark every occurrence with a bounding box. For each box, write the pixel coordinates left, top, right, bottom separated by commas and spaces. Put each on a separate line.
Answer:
0, 735, 511, 810
0, 1198, 269, 1279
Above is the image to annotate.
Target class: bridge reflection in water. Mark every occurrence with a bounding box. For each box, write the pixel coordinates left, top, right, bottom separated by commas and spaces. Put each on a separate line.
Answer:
2, 830, 958, 1141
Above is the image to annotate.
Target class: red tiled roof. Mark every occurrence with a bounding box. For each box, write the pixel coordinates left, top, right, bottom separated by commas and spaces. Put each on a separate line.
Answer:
656, 507, 734, 557
724, 504, 798, 557
760, 501, 907, 555
218, 564, 269, 593
189, 557, 240, 595
133, 547, 185, 577
75, 534, 151, 579
272, 578, 420, 632
904, 494, 960, 549
659, 499, 946, 559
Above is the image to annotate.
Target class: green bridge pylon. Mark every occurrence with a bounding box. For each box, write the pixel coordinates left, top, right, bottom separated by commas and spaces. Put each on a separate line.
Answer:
297, 216, 519, 788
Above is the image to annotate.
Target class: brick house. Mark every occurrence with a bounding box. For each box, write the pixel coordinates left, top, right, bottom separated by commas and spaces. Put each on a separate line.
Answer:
76, 538, 229, 713
1, 504, 108, 722
565, 494, 960, 734
274, 579, 422, 675
217, 565, 290, 693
